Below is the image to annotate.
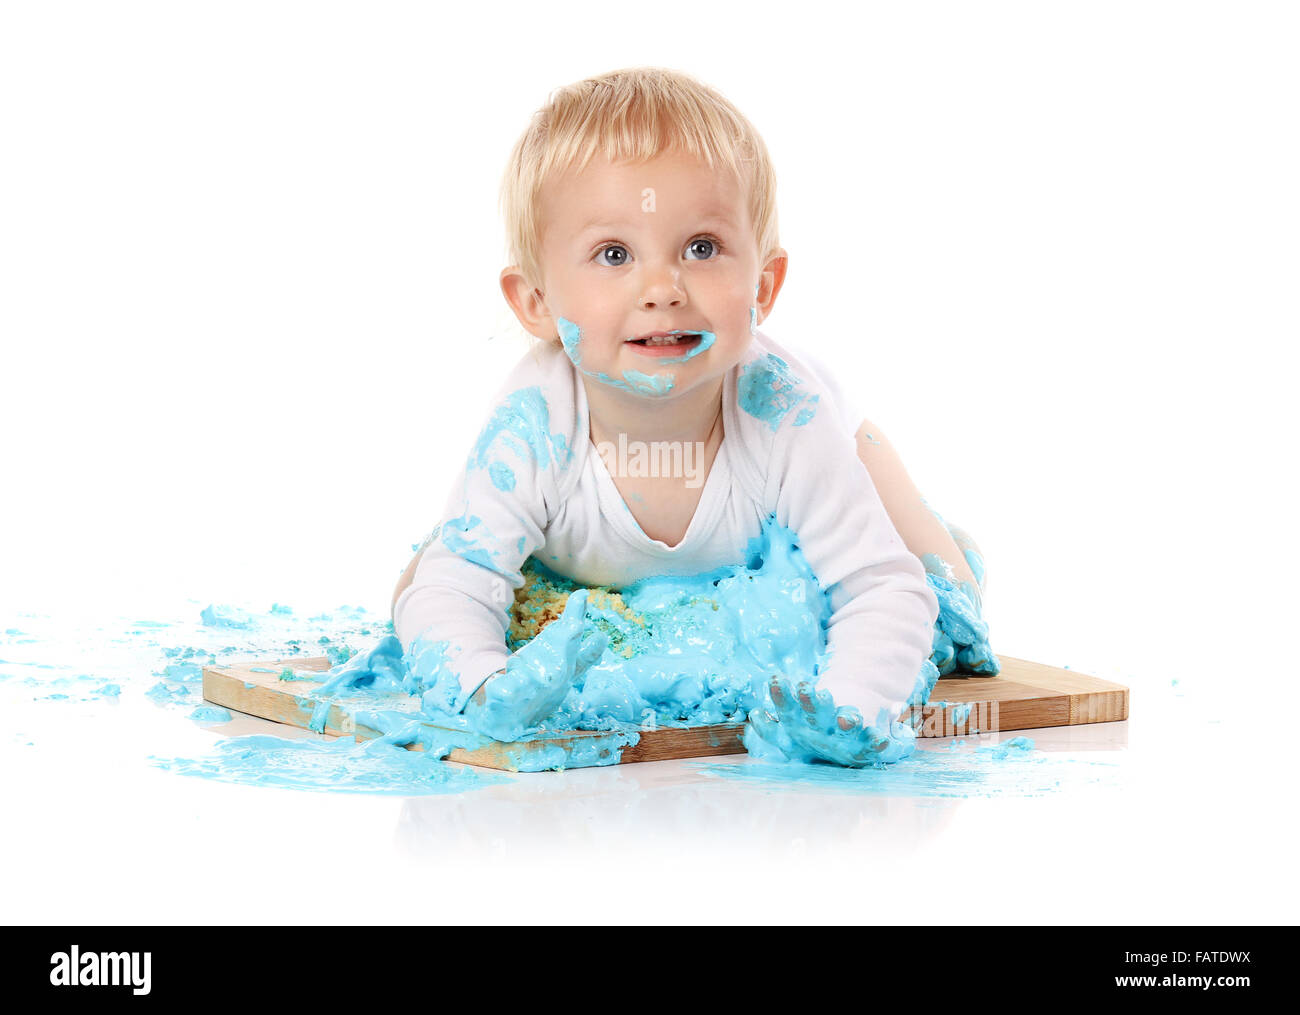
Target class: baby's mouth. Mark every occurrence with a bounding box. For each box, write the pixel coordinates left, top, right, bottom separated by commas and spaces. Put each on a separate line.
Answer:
625, 331, 704, 356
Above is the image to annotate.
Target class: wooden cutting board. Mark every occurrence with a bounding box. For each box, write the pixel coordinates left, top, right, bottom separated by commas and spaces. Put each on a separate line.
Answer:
202, 655, 1128, 772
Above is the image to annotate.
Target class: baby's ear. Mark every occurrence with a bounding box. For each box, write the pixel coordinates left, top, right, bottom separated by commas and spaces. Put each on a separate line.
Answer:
757, 249, 790, 318
500, 266, 555, 339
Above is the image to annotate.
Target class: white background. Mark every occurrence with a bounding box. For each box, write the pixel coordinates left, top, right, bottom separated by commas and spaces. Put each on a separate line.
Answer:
1, 1, 1296, 924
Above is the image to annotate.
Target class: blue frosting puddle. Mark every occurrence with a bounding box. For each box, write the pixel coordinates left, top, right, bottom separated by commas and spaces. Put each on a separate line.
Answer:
150, 735, 510, 795
0, 602, 524, 796
695, 737, 1119, 799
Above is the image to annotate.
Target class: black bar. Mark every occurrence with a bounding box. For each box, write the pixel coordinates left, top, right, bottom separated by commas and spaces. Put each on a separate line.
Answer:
4, 925, 1280, 1002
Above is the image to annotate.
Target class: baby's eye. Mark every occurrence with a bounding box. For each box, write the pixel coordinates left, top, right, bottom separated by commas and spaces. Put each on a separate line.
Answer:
598, 245, 629, 267
684, 237, 717, 261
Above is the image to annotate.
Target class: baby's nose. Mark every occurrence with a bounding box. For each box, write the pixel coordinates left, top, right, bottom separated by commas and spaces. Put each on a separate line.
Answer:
638, 267, 687, 309
639, 292, 686, 310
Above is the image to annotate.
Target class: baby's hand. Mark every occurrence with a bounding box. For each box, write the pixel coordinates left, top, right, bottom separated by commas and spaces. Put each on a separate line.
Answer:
461, 588, 607, 742
314, 635, 407, 696
743, 677, 916, 768
928, 573, 1000, 676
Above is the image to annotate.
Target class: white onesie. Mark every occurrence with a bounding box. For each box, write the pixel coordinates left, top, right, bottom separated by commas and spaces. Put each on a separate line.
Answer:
393, 330, 938, 725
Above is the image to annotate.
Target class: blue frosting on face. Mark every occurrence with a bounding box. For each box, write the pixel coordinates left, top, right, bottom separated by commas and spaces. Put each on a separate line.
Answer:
586, 370, 675, 396
615, 370, 675, 396
557, 316, 584, 366
555, 316, 681, 396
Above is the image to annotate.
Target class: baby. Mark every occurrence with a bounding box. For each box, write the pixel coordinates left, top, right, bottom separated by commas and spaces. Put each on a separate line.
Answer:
390, 67, 994, 766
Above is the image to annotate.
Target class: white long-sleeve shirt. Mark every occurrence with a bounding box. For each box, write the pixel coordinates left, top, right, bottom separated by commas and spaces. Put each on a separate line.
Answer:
393, 330, 938, 724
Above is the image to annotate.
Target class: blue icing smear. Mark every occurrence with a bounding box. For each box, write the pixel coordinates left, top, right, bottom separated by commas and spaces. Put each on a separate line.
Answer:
590, 370, 675, 396
557, 315, 584, 365
307, 699, 331, 733
694, 742, 1114, 799
921, 551, 956, 583
557, 316, 680, 396
503, 729, 638, 772
618, 370, 674, 396
469, 386, 573, 473
488, 461, 516, 491
188, 704, 232, 723
738, 354, 814, 432
440, 514, 502, 571
793, 395, 820, 427
150, 735, 510, 795
306, 632, 643, 774
927, 570, 999, 675
984, 735, 1035, 759
200, 604, 255, 630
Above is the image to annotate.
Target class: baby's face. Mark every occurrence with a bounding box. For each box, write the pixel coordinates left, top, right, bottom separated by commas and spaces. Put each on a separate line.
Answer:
533, 152, 764, 400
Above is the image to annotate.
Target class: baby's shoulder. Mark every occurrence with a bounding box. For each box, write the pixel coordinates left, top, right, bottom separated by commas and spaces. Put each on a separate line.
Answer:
492, 337, 578, 402
729, 331, 856, 446
469, 339, 583, 481
724, 332, 864, 500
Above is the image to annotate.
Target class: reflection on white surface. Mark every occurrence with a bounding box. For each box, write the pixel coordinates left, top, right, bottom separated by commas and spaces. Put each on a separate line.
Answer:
386, 726, 1127, 864
391, 757, 961, 862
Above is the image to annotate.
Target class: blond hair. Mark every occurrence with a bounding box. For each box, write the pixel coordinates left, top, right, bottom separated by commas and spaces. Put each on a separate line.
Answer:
500, 66, 779, 293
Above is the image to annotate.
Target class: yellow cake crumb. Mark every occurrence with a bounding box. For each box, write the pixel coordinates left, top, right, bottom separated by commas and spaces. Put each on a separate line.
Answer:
508, 565, 648, 656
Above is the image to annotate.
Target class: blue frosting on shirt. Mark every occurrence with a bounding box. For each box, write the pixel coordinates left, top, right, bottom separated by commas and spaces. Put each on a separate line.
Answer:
738, 353, 817, 431
469, 386, 573, 474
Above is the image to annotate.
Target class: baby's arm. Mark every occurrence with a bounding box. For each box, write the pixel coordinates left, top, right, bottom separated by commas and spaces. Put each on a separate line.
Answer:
750, 403, 939, 764
851, 418, 997, 675
392, 537, 431, 617
852, 419, 982, 605
393, 386, 584, 719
